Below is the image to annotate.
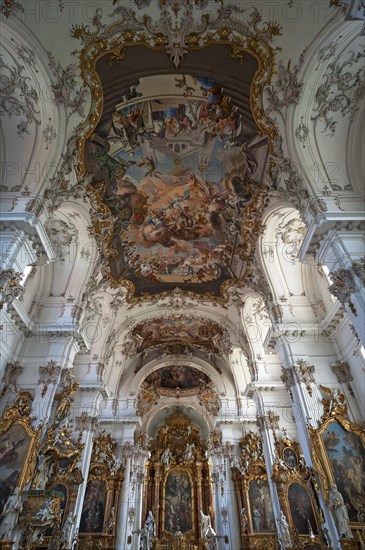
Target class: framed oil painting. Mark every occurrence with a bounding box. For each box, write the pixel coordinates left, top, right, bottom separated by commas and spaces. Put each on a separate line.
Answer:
0, 423, 31, 514
164, 469, 193, 534
322, 421, 365, 522
288, 483, 318, 535
79, 479, 107, 533
283, 447, 298, 469
248, 479, 275, 533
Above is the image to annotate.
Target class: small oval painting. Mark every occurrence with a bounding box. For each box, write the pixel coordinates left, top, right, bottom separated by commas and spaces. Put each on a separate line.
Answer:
283, 447, 298, 469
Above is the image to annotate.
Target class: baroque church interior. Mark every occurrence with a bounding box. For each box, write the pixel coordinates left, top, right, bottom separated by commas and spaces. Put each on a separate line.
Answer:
0, 0, 364, 549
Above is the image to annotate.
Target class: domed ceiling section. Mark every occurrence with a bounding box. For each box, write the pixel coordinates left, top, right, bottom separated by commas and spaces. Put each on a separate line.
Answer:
128, 316, 229, 355
76, 3, 278, 299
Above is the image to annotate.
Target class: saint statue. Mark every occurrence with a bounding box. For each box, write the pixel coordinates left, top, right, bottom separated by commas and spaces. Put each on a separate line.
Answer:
161, 447, 173, 466
140, 511, 155, 550
200, 509, 214, 539
328, 484, 353, 539
0, 487, 23, 540
61, 511, 76, 547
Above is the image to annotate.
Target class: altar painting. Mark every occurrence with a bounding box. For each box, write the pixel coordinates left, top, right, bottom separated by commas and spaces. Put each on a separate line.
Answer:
164, 470, 193, 533
248, 479, 275, 533
288, 483, 318, 535
322, 421, 365, 521
79, 479, 107, 533
0, 424, 30, 514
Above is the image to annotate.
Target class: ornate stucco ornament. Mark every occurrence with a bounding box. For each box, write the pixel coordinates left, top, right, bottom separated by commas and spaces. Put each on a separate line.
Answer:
0, 269, 23, 310
143, 9, 208, 68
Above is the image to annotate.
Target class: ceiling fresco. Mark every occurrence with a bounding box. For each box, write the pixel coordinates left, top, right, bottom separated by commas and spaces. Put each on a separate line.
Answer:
144, 365, 210, 389
83, 39, 273, 298
128, 316, 226, 354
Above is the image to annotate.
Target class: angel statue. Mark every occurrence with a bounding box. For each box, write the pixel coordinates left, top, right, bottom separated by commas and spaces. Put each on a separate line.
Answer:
319, 385, 347, 416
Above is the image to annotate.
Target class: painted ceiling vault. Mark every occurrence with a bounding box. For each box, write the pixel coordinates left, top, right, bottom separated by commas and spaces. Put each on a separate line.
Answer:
73, 2, 279, 298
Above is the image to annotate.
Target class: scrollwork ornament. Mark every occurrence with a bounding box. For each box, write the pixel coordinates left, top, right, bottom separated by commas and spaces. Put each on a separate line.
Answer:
293, 359, 315, 396
0, 269, 23, 309
329, 268, 357, 316
1, 361, 23, 397
38, 361, 61, 397
352, 257, 365, 285
312, 49, 365, 136
330, 362, 354, 397
280, 368, 295, 399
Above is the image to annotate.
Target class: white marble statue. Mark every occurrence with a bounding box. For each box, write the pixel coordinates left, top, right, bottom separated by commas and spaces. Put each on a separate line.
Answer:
140, 511, 155, 550
277, 511, 292, 548
230, 455, 242, 472
35, 452, 54, 489
62, 511, 76, 547
0, 487, 23, 540
200, 509, 213, 539
161, 447, 173, 466
328, 483, 353, 539
109, 455, 123, 475
34, 497, 56, 523
183, 443, 195, 462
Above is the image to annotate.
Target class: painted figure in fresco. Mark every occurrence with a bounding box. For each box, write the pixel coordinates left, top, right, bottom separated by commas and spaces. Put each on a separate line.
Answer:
0, 487, 22, 540
140, 511, 155, 550
328, 484, 353, 539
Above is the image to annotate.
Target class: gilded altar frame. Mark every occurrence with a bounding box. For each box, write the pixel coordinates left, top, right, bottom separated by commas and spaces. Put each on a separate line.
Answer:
77, 461, 123, 548
162, 466, 195, 538
271, 436, 326, 547
0, 391, 41, 494
309, 413, 365, 530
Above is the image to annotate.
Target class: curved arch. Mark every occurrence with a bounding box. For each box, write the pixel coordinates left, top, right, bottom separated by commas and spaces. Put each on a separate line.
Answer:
288, 20, 364, 196
126, 356, 228, 397
143, 402, 213, 441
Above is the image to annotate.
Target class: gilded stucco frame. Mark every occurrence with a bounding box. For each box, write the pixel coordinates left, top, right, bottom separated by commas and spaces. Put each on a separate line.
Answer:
309, 413, 365, 528
162, 466, 195, 538
0, 391, 41, 493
